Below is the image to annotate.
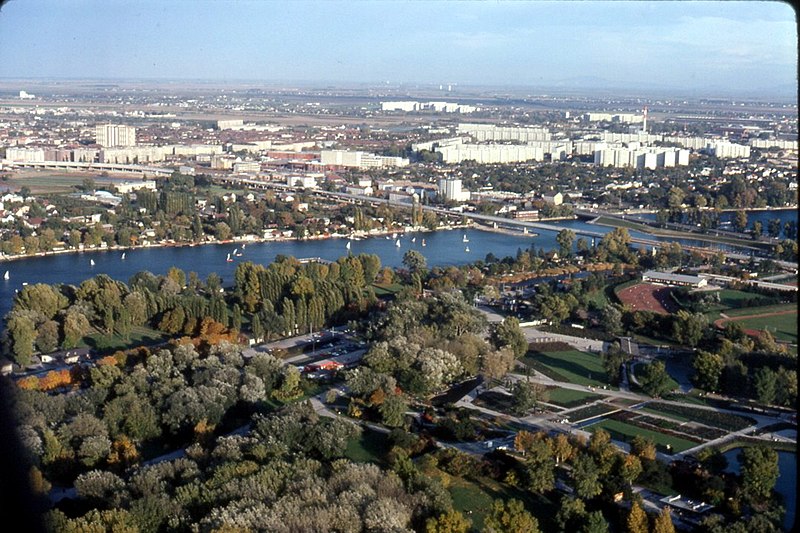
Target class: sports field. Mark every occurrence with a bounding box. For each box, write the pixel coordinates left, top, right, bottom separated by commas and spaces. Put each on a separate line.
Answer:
616, 283, 678, 314
714, 303, 797, 343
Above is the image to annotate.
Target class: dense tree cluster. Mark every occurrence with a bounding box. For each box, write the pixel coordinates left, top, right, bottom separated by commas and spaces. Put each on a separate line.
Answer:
2, 253, 385, 365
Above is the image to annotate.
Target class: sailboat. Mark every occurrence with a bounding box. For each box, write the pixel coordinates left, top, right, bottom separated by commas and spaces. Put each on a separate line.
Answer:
465, 246, 470, 252
411, 237, 416, 243
226, 253, 233, 262
463, 234, 469, 243
233, 248, 242, 257
242, 243, 246, 249
90, 259, 95, 266
346, 241, 351, 250
121, 252, 126, 260
395, 239, 401, 247
421, 239, 426, 247
3, 270, 8, 280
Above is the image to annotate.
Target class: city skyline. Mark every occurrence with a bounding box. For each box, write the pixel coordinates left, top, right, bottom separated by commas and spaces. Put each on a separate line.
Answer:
0, 1, 797, 97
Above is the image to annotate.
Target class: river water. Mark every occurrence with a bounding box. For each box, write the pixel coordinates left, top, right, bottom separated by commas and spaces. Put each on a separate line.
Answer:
0, 212, 790, 319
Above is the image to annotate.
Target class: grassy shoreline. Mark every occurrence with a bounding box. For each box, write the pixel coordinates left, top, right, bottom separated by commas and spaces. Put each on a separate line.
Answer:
591, 216, 773, 250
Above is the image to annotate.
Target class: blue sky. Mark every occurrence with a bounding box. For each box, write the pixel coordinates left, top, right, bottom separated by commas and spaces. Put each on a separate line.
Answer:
0, 0, 796, 95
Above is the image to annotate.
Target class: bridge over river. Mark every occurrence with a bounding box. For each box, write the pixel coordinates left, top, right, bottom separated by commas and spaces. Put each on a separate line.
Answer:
214, 175, 798, 270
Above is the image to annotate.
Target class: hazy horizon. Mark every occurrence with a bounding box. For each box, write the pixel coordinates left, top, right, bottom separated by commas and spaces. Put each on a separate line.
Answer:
0, 0, 797, 98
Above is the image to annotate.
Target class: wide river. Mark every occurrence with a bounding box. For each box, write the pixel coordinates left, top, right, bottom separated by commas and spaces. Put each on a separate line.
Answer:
0, 210, 794, 319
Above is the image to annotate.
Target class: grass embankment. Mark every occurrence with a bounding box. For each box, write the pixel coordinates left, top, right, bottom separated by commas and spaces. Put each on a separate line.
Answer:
592, 216, 771, 250
545, 387, 602, 408
372, 283, 404, 297
522, 349, 608, 388
586, 418, 698, 454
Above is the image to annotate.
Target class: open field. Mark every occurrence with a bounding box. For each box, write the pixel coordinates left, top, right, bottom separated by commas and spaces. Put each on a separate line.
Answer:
586, 418, 698, 454
616, 283, 678, 314
522, 349, 608, 387
3, 171, 139, 194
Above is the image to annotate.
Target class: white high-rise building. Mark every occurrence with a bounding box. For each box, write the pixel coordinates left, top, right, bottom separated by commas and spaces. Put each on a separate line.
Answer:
320, 150, 408, 169
95, 124, 137, 147
438, 178, 470, 202
706, 141, 751, 159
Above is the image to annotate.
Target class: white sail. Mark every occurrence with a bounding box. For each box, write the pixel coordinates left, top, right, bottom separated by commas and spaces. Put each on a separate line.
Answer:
465, 246, 470, 252
226, 253, 232, 262
90, 259, 95, 266
3, 270, 8, 280
121, 253, 126, 260
346, 241, 351, 250
395, 239, 401, 247
233, 248, 238, 255
463, 234, 469, 243
411, 237, 416, 243
422, 239, 426, 247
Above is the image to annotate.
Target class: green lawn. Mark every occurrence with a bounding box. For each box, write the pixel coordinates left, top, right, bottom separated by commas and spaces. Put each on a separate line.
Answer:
82, 326, 167, 353
372, 283, 404, 296
344, 429, 389, 464
449, 480, 496, 530
545, 387, 602, 408
587, 418, 698, 454
584, 288, 609, 309
448, 473, 557, 531
522, 349, 608, 387
717, 289, 776, 309
631, 333, 680, 348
